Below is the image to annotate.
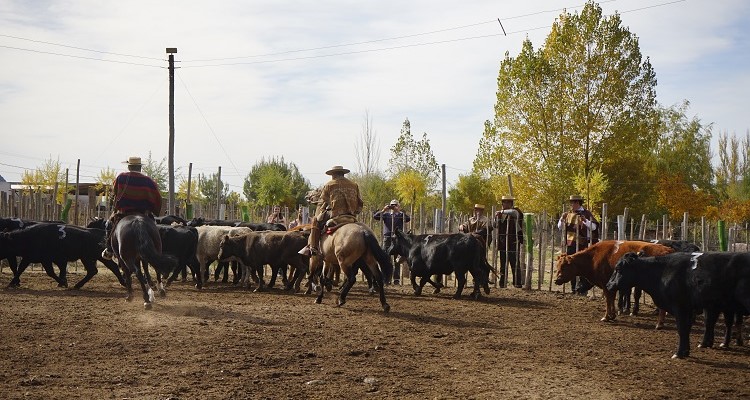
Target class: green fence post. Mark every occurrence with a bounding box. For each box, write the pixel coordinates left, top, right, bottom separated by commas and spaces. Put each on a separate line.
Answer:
718, 220, 727, 251
60, 199, 72, 223
185, 204, 194, 220
241, 205, 250, 222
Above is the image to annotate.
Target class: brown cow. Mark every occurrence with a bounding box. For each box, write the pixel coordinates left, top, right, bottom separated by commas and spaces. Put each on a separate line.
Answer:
217, 230, 309, 292
554, 240, 674, 322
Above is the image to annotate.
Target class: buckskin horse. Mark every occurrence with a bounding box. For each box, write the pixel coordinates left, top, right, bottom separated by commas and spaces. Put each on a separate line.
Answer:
310, 222, 393, 312
111, 214, 178, 309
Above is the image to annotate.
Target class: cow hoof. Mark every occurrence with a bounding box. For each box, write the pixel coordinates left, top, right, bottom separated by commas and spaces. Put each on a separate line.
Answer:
253, 287, 266, 293
125, 295, 133, 302
432, 288, 441, 295
697, 343, 712, 349
144, 302, 152, 310
158, 289, 166, 298
471, 292, 481, 300
719, 342, 728, 349
58, 282, 68, 288
382, 303, 391, 313
314, 298, 322, 304
655, 323, 663, 330
336, 299, 345, 307
368, 287, 376, 295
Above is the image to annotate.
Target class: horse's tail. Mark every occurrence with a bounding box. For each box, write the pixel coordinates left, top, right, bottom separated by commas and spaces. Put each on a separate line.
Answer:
363, 230, 393, 281
135, 219, 178, 276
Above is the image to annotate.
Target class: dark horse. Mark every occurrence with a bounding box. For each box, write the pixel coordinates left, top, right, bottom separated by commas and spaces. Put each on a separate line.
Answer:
111, 214, 178, 309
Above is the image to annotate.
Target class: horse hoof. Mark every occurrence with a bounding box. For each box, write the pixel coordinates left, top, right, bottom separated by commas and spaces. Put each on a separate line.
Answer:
382, 304, 391, 313
144, 302, 152, 310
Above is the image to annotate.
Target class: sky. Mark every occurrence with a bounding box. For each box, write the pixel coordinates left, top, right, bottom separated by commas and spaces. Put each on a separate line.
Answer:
1, 0, 748, 198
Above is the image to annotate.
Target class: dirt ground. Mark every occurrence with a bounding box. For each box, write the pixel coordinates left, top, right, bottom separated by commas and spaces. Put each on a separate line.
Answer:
0, 268, 748, 400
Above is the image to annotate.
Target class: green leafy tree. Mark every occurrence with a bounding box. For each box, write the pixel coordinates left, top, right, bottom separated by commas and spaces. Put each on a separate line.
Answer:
142, 152, 168, 193
392, 169, 428, 208
176, 177, 204, 204
448, 173, 496, 214
653, 101, 715, 217
243, 157, 310, 207
475, 1, 659, 212
20, 157, 66, 203
351, 172, 395, 212
388, 118, 440, 191
199, 172, 229, 203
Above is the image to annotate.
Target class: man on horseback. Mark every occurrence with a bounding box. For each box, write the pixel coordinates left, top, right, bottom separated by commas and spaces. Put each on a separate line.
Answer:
101, 156, 162, 260
298, 165, 363, 256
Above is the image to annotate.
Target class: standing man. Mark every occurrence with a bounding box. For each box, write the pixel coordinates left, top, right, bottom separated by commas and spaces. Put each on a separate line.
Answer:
557, 195, 599, 294
266, 205, 286, 225
494, 195, 524, 288
101, 156, 162, 260
459, 204, 490, 244
373, 199, 411, 285
299, 165, 363, 256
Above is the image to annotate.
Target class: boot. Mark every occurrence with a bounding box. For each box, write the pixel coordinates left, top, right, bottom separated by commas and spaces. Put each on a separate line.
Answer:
298, 226, 322, 256
308, 226, 321, 255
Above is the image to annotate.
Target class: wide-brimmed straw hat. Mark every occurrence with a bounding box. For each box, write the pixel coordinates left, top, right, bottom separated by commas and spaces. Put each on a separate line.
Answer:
123, 156, 142, 166
569, 195, 584, 202
501, 195, 515, 201
473, 204, 485, 210
325, 165, 350, 175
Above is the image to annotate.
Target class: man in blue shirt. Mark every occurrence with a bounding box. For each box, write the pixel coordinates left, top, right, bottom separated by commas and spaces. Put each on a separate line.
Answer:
373, 199, 410, 285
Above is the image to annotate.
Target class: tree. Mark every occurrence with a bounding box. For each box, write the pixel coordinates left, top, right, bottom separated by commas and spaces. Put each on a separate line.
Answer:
198, 172, 229, 202
716, 130, 750, 201
653, 101, 715, 217
142, 151, 168, 193
176, 176, 204, 204
354, 110, 381, 176
243, 157, 310, 207
447, 173, 496, 214
20, 157, 66, 203
475, 1, 659, 212
388, 118, 440, 191
351, 172, 395, 212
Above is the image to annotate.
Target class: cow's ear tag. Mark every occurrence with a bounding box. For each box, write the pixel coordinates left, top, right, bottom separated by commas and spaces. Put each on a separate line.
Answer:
690, 252, 703, 269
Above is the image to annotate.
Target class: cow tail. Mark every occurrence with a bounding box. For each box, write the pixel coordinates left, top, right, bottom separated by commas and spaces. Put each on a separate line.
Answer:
364, 230, 393, 281
135, 220, 178, 276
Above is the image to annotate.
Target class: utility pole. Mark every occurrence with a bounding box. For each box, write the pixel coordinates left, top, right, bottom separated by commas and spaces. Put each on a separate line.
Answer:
166, 47, 177, 216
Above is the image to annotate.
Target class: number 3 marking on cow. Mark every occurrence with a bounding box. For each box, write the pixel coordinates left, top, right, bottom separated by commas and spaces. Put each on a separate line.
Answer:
690, 252, 703, 269
57, 225, 66, 239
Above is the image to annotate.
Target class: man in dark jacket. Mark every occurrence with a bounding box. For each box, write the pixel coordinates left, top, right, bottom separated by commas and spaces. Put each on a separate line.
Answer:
495, 195, 524, 288
373, 199, 410, 284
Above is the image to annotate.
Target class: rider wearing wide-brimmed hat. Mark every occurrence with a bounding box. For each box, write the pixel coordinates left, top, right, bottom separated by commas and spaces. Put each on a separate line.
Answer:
101, 156, 162, 260
299, 165, 363, 256
557, 194, 599, 294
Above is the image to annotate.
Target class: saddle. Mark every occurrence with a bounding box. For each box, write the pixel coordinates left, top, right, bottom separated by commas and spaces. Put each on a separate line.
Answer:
324, 215, 357, 234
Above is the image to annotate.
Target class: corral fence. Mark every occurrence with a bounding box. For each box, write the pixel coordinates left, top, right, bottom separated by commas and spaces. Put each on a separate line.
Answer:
3, 190, 746, 303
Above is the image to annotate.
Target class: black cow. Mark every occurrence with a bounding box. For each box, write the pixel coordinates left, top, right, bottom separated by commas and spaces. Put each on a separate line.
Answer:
0, 223, 126, 289
187, 217, 286, 232
607, 251, 750, 359
388, 230, 491, 299
157, 225, 203, 288
155, 215, 188, 225
217, 230, 310, 292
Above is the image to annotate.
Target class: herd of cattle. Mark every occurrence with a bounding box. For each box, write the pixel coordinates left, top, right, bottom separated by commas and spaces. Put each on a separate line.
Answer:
1, 216, 749, 359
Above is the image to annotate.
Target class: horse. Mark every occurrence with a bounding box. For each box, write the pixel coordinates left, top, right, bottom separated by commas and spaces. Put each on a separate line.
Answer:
111, 214, 178, 309
310, 222, 393, 312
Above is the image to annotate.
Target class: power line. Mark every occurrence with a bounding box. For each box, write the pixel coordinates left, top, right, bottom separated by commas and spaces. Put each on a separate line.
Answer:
179, 0, 685, 69
181, 0, 618, 63
0, 33, 165, 61
0, 44, 164, 68
175, 71, 243, 178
